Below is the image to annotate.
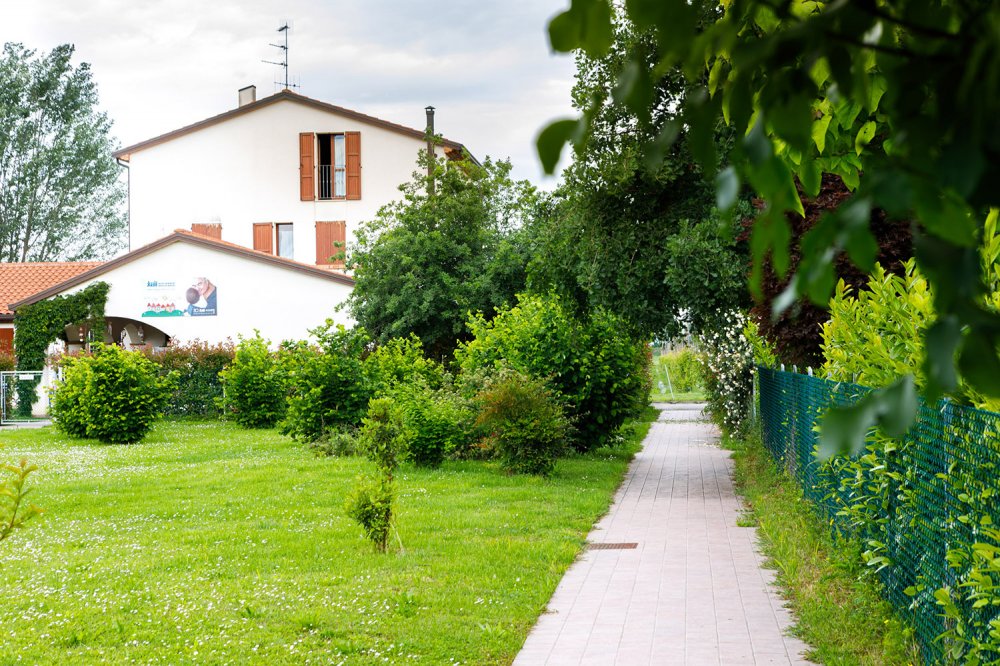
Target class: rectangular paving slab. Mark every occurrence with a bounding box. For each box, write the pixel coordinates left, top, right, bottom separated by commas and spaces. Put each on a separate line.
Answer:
513, 412, 814, 665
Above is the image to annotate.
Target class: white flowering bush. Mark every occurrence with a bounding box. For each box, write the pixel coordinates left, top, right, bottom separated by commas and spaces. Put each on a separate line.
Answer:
699, 310, 756, 434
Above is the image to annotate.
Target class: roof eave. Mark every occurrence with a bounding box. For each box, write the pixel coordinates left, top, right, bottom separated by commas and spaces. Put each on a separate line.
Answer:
10, 231, 355, 311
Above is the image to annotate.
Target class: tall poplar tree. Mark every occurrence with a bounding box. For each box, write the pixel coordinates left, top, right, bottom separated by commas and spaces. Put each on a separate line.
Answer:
0, 43, 125, 262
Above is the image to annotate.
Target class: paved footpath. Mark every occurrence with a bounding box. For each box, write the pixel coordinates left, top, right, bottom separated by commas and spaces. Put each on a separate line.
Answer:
513, 404, 813, 666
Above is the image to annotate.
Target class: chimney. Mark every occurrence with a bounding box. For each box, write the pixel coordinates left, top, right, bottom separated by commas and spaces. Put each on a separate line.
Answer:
239, 85, 257, 107
425, 106, 435, 192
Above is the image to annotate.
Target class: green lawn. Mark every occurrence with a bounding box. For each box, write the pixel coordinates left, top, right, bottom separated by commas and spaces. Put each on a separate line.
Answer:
0, 417, 651, 665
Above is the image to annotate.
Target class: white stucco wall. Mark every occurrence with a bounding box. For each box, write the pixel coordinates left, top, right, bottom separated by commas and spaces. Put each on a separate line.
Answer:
54, 240, 354, 346
127, 98, 439, 264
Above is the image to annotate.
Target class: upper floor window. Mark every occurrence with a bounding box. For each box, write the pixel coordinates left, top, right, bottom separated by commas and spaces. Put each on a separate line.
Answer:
299, 132, 361, 202
253, 222, 294, 260
276, 223, 294, 258
318, 134, 346, 199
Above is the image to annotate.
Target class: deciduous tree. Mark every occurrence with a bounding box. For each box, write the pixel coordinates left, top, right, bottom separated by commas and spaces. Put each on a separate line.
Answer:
0, 43, 125, 262
347, 155, 538, 358
539, 0, 1000, 452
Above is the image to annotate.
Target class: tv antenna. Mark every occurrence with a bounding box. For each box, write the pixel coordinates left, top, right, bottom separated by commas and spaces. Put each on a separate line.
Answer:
262, 22, 298, 90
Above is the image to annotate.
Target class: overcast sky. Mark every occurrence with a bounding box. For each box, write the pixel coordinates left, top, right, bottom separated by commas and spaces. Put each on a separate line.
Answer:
0, 1, 578, 187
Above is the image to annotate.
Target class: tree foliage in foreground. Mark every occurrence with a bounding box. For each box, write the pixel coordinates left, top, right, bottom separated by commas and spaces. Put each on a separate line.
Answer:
0, 43, 125, 261
529, 16, 750, 338
540, 0, 1000, 453
347, 155, 539, 358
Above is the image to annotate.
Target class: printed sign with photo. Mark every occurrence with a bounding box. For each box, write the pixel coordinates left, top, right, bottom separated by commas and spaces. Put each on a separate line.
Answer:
141, 277, 218, 318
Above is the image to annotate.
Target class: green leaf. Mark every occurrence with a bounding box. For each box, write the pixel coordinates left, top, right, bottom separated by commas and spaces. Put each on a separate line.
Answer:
923, 317, 961, 399
744, 118, 773, 166
771, 93, 814, 153
877, 375, 917, 438
715, 167, 740, 211
819, 376, 916, 458
686, 90, 721, 173
959, 329, 1000, 397
798, 159, 822, 198
811, 114, 832, 154
536, 119, 579, 175
613, 58, 653, 123
854, 121, 876, 155
548, 0, 614, 57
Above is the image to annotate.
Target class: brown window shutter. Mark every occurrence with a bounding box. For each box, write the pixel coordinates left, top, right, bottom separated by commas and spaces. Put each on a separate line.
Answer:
191, 223, 222, 239
315, 221, 347, 267
0, 328, 12, 354
253, 222, 274, 254
299, 132, 315, 201
345, 132, 361, 200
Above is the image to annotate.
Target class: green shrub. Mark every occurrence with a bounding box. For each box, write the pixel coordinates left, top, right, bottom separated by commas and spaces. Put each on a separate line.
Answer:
474, 370, 571, 476
366, 335, 444, 397
281, 323, 373, 443
392, 381, 475, 468
347, 398, 408, 552
457, 293, 648, 452
0, 458, 42, 544
141, 340, 234, 418
356, 398, 407, 478
657, 347, 703, 393
344, 476, 394, 553
309, 426, 359, 457
699, 311, 755, 435
218, 333, 286, 428
821, 260, 933, 389
49, 355, 92, 437
50, 344, 172, 444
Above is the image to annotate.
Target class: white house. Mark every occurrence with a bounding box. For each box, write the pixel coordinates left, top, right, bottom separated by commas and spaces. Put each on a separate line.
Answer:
10, 230, 356, 349
113, 87, 471, 269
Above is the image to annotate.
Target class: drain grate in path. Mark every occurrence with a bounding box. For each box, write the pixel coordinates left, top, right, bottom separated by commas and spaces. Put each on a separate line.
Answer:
587, 542, 638, 550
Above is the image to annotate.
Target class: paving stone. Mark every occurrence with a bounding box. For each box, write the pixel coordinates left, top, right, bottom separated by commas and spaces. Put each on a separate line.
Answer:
512, 412, 815, 666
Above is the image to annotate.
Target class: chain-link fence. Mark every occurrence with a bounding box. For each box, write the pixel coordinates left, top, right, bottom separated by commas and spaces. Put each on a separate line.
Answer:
758, 366, 1000, 663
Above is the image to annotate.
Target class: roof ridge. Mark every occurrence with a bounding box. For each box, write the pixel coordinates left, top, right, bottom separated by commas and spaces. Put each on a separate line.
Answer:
114, 89, 468, 160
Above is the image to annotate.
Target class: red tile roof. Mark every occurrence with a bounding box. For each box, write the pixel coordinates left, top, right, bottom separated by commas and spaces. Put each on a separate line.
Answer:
0, 262, 104, 320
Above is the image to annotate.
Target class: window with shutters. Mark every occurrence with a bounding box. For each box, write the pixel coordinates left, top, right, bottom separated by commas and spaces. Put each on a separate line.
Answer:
0, 328, 12, 354
315, 221, 346, 267
253, 222, 294, 259
276, 223, 294, 258
301, 131, 361, 201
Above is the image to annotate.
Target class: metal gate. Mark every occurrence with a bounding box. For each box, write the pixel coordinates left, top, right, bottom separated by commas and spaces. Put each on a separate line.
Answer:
0, 371, 44, 424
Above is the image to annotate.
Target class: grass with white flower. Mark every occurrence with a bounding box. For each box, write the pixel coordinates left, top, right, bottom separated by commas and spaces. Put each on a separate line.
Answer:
0, 412, 653, 665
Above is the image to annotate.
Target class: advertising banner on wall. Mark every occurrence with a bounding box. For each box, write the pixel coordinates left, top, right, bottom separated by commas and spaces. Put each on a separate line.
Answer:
142, 277, 218, 318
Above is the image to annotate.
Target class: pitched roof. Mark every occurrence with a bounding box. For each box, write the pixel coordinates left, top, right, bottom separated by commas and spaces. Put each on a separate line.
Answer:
9, 229, 356, 313
0, 262, 104, 321
113, 89, 470, 161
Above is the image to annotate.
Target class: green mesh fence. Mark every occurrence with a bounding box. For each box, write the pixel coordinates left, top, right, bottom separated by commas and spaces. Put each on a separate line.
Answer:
758, 367, 1000, 664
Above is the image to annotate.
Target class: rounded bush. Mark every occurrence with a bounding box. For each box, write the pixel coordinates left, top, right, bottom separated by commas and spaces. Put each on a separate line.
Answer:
50, 344, 172, 444
281, 323, 373, 443
218, 333, 286, 428
457, 293, 649, 451
474, 370, 571, 476
392, 381, 474, 468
